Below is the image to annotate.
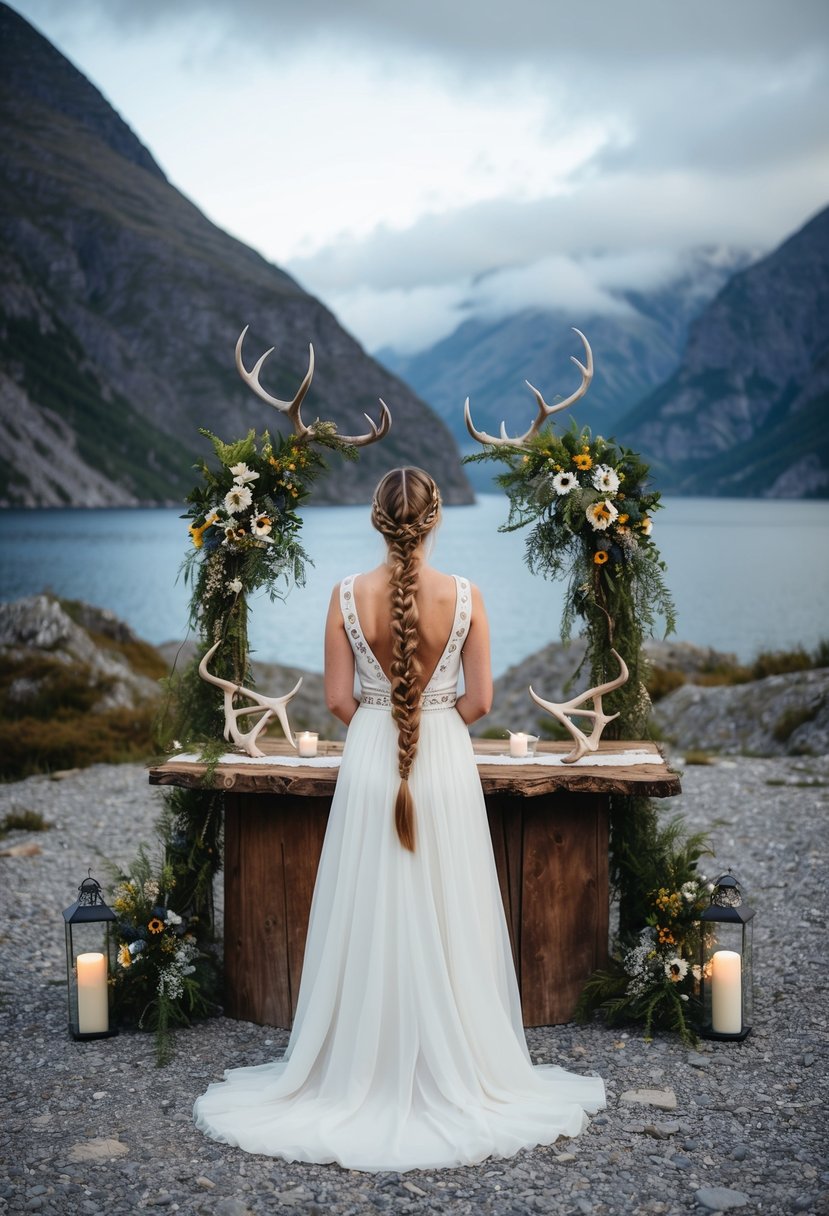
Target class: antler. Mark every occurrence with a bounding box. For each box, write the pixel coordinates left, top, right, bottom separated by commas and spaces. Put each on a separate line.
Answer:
528, 648, 629, 764
236, 326, 392, 447
198, 641, 303, 757
465, 327, 593, 449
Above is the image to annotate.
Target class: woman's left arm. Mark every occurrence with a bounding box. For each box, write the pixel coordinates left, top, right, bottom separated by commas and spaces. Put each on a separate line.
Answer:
324, 585, 359, 726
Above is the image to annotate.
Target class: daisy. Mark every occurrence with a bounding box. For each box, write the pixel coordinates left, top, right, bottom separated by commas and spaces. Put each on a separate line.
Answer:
591, 464, 620, 494
552, 471, 578, 495
224, 484, 253, 514
250, 512, 273, 537
230, 462, 259, 486
585, 500, 619, 531
664, 956, 689, 983
681, 880, 698, 902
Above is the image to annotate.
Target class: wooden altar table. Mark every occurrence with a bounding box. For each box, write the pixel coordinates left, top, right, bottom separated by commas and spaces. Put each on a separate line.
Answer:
149, 740, 680, 1029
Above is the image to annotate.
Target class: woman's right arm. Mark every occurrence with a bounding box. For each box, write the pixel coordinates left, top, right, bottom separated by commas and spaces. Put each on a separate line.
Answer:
324, 585, 359, 726
455, 583, 493, 725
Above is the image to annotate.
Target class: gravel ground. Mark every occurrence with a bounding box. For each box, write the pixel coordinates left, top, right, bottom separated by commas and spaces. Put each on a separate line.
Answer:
1, 752, 827, 1216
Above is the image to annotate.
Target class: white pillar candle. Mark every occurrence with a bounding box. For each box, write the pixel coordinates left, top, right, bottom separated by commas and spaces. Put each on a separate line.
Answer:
297, 732, 318, 758
509, 732, 528, 758
76, 951, 109, 1035
711, 948, 742, 1034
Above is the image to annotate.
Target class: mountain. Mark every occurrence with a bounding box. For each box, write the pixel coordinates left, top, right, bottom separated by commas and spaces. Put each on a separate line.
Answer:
0, 4, 472, 508
619, 205, 829, 498
378, 248, 752, 455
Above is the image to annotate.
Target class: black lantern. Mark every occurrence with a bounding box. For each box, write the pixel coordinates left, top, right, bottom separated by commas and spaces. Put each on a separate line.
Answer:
63, 872, 118, 1040
699, 870, 755, 1041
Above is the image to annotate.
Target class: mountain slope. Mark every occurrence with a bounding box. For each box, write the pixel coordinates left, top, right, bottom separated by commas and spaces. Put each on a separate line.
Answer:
378, 249, 751, 451
620, 205, 829, 497
0, 4, 472, 507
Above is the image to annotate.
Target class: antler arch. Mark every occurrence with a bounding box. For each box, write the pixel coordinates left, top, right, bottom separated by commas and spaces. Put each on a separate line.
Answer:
235, 326, 391, 447
464, 327, 593, 450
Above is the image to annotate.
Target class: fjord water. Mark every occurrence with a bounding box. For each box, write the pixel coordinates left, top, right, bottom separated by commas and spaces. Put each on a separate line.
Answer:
1, 496, 827, 676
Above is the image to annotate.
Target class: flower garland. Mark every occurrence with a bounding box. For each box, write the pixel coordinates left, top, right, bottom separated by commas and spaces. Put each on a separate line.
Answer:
468, 420, 675, 737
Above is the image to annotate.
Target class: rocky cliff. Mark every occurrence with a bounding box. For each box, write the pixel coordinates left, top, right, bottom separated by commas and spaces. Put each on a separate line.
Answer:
0, 4, 472, 508
620, 205, 829, 498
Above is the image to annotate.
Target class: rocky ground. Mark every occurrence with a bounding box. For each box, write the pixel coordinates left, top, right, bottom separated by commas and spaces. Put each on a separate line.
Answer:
1, 748, 827, 1216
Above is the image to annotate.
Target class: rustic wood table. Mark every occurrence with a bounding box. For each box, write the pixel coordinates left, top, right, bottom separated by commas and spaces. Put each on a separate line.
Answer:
149, 739, 679, 1029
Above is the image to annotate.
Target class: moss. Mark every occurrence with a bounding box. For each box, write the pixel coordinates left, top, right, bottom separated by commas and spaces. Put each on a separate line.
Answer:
773, 703, 823, 744
683, 750, 716, 766
0, 653, 112, 719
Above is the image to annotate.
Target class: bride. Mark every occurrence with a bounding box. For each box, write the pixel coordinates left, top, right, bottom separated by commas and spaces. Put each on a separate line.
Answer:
193, 466, 605, 1171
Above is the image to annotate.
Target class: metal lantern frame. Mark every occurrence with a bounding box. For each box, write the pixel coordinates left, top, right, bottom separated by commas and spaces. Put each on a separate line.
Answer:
63, 873, 118, 1041
698, 870, 755, 1041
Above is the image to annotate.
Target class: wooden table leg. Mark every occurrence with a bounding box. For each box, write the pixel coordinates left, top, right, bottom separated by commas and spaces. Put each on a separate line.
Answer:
224, 793, 330, 1027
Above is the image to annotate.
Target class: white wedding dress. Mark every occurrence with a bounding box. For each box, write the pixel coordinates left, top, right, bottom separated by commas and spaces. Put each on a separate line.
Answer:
193, 573, 605, 1171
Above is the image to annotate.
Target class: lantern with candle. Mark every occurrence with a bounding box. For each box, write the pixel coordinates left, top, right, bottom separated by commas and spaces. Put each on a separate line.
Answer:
698, 870, 755, 1041
63, 872, 118, 1040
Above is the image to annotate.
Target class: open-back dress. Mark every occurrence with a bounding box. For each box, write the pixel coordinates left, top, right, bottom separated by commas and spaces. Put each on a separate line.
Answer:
193, 573, 605, 1171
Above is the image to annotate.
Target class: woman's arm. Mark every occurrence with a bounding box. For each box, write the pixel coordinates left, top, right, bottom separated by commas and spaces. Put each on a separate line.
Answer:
455, 583, 493, 725
324, 585, 359, 726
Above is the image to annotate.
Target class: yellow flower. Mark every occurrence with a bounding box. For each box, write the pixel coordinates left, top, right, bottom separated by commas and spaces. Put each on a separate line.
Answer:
188, 512, 218, 549
573, 453, 592, 471
617, 513, 629, 525
118, 944, 131, 968
593, 550, 609, 565
148, 918, 164, 935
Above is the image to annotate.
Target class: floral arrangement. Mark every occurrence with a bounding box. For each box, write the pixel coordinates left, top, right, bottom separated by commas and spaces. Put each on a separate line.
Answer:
468, 420, 675, 737
575, 815, 712, 1042
110, 845, 219, 1064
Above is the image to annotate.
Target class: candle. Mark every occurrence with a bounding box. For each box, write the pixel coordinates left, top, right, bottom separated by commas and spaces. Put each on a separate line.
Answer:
76, 951, 109, 1035
297, 731, 318, 758
711, 948, 742, 1034
509, 732, 528, 758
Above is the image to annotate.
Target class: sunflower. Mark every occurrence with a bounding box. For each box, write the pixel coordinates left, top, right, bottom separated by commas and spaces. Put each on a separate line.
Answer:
148, 917, 164, 935
593, 550, 609, 565
573, 453, 592, 471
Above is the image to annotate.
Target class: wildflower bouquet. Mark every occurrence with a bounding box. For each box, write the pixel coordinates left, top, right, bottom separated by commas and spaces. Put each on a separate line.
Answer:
468, 420, 676, 735
110, 846, 218, 1064
576, 818, 713, 1044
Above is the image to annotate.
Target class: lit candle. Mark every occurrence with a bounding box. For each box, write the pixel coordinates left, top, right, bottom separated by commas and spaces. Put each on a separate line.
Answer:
509, 732, 528, 758
711, 948, 742, 1034
76, 951, 109, 1035
297, 732, 318, 758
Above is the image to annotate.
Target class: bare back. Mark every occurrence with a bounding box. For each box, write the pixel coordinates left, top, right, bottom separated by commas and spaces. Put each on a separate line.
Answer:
353, 564, 458, 688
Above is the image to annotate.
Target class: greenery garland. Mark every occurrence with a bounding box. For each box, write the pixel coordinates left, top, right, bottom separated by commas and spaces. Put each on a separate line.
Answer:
113, 420, 360, 1061
467, 419, 709, 1041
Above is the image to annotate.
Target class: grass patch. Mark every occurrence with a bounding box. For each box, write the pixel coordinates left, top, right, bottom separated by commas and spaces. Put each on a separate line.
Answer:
683, 750, 716, 765
773, 703, 823, 744
647, 667, 686, 701
0, 808, 51, 837
0, 706, 157, 781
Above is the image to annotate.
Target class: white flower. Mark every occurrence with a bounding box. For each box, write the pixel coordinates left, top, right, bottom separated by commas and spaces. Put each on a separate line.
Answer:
230, 462, 259, 485
681, 880, 698, 902
591, 464, 620, 494
552, 471, 578, 495
165, 909, 183, 926
664, 956, 689, 983
585, 499, 619, 531
691, 964, 702, 981
639, 516, 653, 537
224, 484, 253, 514
227, 577, 243, 595
250, 511, 273, 537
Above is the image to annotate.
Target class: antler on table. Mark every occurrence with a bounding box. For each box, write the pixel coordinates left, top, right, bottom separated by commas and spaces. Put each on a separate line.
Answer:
528, 648, 629, 764
464, 327, 593, 450
198, 641, 302, 758
236, 326, 391, 446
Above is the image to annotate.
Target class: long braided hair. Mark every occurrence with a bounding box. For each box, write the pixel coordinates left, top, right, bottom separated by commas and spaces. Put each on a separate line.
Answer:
371, 468, 442, 852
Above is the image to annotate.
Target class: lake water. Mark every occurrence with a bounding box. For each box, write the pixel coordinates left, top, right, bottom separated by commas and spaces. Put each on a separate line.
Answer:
1, 497, 827, 676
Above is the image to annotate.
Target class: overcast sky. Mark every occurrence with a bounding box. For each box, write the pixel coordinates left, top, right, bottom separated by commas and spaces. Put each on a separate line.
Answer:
12, 0, 829, 352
